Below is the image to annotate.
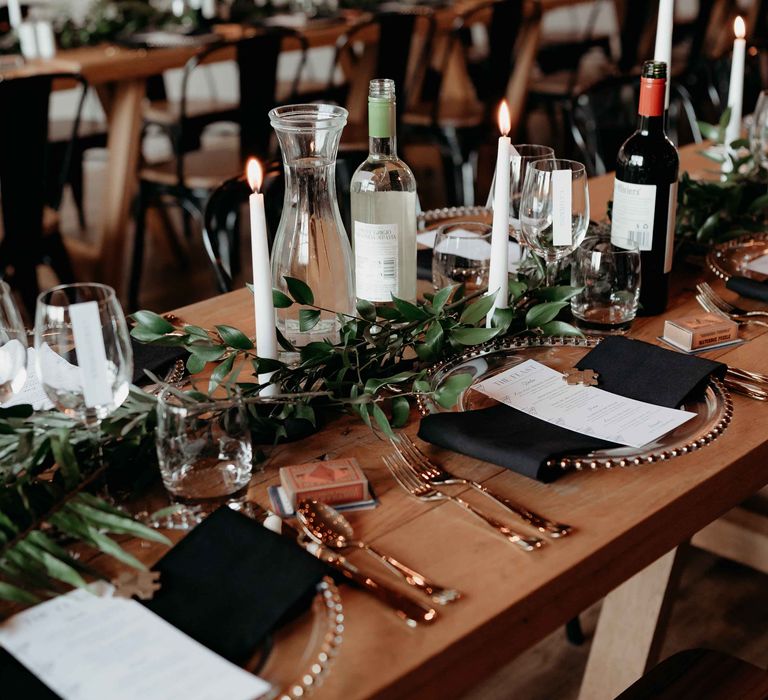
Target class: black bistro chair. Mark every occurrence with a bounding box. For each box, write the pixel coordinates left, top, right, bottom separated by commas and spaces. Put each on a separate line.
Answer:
130, 28, 307, 308
0, 72, 87, 314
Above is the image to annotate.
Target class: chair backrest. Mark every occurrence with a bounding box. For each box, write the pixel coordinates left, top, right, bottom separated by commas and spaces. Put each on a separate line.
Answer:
615, 0, 658, 73
0, 72, 86, 275
176, 28, 308, 172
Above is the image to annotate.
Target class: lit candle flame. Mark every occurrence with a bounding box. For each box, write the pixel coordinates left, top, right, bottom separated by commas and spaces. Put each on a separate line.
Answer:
246, 157, 263, 193
497, 100, 511, 137
734, 15, 745, 39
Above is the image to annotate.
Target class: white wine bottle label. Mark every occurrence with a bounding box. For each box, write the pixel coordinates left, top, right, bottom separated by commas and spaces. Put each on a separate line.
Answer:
552, 169, 572, 246
664, 181, 678, 273
610, 179, 657, 251
354, 221, 399, 302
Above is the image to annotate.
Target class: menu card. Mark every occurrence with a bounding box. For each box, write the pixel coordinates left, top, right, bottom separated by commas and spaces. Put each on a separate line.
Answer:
472, 359, 696, 448
745, 254, 768, 275
0, 586, 271, 700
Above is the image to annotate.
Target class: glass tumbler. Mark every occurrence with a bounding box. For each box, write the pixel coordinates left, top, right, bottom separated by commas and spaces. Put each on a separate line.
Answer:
156, 392, 254, 518
570, 236, 641, 334
432, 222, 493, 293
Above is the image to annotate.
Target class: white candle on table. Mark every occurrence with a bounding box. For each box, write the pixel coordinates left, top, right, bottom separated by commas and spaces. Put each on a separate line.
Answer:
7, 0, 21, 29
247, 158, 279, 397
724, 16, 746, 154
486, 100, 511, 327
653, 0, 674, 108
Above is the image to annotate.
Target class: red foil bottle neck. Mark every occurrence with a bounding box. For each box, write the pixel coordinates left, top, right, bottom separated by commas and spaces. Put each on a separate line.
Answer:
638, 77, 666, 118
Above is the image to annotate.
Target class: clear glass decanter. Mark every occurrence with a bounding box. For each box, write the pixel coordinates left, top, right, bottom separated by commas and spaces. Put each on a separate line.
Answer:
269, 104, 354, 350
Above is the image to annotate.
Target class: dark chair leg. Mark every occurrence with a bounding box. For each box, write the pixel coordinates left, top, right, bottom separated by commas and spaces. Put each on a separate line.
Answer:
70, 145, 87, 230
42, 230, 76, 285
129, 184, 148, 311
565, 616, 585, 646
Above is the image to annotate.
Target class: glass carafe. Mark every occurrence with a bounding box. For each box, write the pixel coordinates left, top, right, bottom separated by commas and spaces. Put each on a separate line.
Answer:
269, 104, 354, 350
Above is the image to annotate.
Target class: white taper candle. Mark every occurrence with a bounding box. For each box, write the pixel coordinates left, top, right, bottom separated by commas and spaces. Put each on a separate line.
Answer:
653, 0, 674, 109
487, 101, 512, 327
724, 16, 746, 152
247, 158, 279, 396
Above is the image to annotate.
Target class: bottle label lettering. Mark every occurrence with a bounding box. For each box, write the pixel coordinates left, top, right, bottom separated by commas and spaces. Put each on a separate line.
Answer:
354, 221, 399, 302
610, 179, 657, 251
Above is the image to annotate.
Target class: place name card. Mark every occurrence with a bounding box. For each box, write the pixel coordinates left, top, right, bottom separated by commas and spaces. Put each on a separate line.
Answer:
472, 359, 695, 448
551, 170, 572, 246
69, 301, 112, 408
0, 586, 271, 700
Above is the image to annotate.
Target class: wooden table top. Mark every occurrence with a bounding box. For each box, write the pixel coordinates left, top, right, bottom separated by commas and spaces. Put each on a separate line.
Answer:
135, 142, 768, 699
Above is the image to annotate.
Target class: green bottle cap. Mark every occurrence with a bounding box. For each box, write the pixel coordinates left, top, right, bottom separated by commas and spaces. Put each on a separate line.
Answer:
368, 78, 395, 138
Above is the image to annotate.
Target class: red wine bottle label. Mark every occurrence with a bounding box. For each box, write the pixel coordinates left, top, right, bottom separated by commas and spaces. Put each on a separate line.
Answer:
610, 179, 656, 251
638, 78, 665, 118
664, 182, 678, 273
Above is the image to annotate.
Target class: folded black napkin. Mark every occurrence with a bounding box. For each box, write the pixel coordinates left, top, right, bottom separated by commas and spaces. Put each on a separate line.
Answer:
0, 507, 329, 696
418, 336, 726, 482
130, 339, 187, 385
725, 276, 768, 303
143, 506, 330, 665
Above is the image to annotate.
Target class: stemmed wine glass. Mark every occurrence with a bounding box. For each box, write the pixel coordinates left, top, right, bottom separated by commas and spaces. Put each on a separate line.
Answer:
520, 158, 590, 287
0, 281, 28, 404
34, 284, 133, 434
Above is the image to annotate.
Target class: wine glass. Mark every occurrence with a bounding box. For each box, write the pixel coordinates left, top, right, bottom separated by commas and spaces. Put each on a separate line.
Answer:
34, 283, 133, 430
749, 89, 768, 170
0, 281, 28, 403
520, 158, 590, 287
486, 144, 556, 234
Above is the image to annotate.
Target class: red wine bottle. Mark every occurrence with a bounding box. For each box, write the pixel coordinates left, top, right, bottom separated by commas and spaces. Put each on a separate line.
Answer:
610, 60, 679, 316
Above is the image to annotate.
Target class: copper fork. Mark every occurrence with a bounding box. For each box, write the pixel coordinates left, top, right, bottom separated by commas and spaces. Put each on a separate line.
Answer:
383, 453, 543, 552
391, 436, 572, 538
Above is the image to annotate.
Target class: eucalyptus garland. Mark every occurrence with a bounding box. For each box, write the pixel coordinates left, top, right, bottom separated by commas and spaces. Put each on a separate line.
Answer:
0, 279, 580, 606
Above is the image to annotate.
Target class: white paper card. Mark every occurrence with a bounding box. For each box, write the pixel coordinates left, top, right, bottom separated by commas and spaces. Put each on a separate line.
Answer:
69, 301, 111, 408
745, 254, 768, 275
0, 588, 271, 700
551, 169, 572, 246
472, 359, 696, 449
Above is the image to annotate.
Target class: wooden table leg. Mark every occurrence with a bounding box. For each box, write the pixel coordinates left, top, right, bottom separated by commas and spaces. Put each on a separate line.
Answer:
99, 78, 145, 304
578, 547, 685, 700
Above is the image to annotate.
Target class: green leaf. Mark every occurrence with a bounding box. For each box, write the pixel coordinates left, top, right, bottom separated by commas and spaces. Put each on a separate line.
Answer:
696, 120, 721, 142
390, 396, 410, 428
433, 372, 474, 409
276, 328, 296, 352
0, 580, 39, 604
272, 289, 294, 308
413, 379, 432, 393
64, 502, 171, 545
254, 357, 284, 374
356, 299, 377, 321
539, 320, 584, 337
525, 301, 568, 328
459, 293, 497, 325
131, 310, 175, 334
130, 327, 165, 343
284, 277, 314, 305
508, 280, 528, 301
14, 540, 88, 589
449, 326, 500, 345
748, 193, 768, 213
189, 343, 226, 362
375, 305, 401, 321
207, 354, 236, 391
534, 285, 583, 302
418, 321, 444, 360
392, 297, 427, 321
49, 430, 80, 488
300, 341, 334, 362
718, 106, 732, 132
215, 325, 254, 350
183, 324, 209, 339
299, 309, 321, 332
431, 285, 456, 315
364, 371, 415, 395
490, 307, 515, 332
186, 354, 206, 375
371, 403, 394, 438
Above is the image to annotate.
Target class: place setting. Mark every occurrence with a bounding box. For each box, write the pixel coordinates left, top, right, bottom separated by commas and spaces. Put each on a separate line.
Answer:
2, 1, 768, 699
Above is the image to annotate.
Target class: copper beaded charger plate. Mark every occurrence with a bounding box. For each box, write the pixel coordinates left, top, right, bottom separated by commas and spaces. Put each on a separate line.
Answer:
706, 232, 768, 282
416, 337, 733, 471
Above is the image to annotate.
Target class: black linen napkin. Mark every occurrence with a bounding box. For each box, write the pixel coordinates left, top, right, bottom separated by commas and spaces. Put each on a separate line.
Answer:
131, 338, 187, 385
726, 276, 768, 302
418, 336, 726, 482
143, 506, 330, 665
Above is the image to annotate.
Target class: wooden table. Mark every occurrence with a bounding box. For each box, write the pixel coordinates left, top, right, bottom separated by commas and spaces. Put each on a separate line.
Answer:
134, 142, 768, 699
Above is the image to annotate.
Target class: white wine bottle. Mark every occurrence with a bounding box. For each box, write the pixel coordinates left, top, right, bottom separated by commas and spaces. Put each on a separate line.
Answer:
351, 79, 418, 304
